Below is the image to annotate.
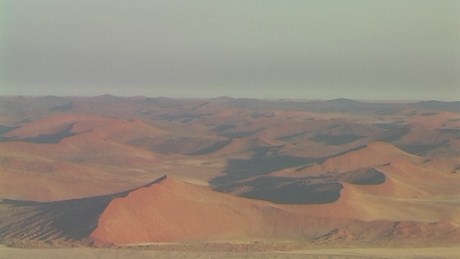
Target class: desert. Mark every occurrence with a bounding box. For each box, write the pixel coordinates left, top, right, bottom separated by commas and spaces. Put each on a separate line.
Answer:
1, 96, 460, 258
2, 0, 459, 257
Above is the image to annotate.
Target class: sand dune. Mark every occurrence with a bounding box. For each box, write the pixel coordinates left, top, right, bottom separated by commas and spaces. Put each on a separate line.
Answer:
92, 176, 277, 244
91, 176, 460, 245
1, 175, 459, 247
1, 96, 460, 248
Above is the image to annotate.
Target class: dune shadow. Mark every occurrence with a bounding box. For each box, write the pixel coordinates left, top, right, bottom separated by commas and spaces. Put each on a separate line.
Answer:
216, 176, 343, 204
214, 167, 386, 204
0, 196, 114, 242
398, 142, 447, 156
155, 113, 210, 123
188, 139, 233, 155
310, 134, 364, 145
0, 125, 18, 135
338, 168, 386, 185
0, 124, 76, 144
220, 128, 264, 138
277, 131, 307, 141
377, 124, 410, 142
439, 128, 460, 137
0, 176, 166, 242
210, 147, 319, 186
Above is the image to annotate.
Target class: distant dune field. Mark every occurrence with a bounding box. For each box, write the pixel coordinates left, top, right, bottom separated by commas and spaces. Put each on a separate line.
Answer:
1, 96, 460, 250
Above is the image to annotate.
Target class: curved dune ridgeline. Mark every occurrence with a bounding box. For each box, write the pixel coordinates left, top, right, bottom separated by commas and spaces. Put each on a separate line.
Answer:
1, 175, 460, 246
0, 177, 166, 243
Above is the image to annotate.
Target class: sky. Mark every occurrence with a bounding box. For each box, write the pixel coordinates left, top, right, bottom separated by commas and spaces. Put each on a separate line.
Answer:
1, 0, 459, 100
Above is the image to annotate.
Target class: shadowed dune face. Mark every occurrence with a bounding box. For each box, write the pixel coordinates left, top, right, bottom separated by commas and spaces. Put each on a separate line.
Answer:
211, 146, 318, 186
311, 134, 364, 145
216, 176, 343, 204
338, 168, 386, 185
0, 196, 116, 243
399, 142, 448, 156
0, 197, 112, 242
0, 125, 17, 135
0, 177, 165, 243
0, 124, 76, 144
215, 168, 386, 204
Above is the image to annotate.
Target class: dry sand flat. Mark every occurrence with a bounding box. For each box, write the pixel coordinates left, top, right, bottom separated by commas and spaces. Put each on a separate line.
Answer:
1, 245, 460, 259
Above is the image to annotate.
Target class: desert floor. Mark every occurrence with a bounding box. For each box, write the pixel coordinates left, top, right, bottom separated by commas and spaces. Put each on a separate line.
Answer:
1, 245, 459, 259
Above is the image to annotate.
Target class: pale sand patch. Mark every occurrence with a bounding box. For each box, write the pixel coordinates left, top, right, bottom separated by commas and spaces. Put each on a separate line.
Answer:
1, 245, 459, 259
283, 246, 460, 258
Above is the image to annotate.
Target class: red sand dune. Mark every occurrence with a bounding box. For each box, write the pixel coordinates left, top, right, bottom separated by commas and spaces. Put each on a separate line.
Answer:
91, 176, 275, 244
91, 176, 361, 245
91, 174, 460, 245
269, 142, 460, 224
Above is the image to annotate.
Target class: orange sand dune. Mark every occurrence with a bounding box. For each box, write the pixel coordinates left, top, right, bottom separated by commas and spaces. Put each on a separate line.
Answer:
5, 113, 167, 141
91, 176, 274, 244
406, 111, 460, 129
286, 141, 421, 176
91, 176, 460, 245
91, 176, 358, 245
1, 174, 459, 246
270, 141, 460, 224
281, 141, 459, 199
4, 114, 109, 138
211, 137, 273, 156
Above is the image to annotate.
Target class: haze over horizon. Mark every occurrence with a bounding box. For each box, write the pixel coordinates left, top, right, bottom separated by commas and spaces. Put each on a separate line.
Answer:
1, 0, 459, 100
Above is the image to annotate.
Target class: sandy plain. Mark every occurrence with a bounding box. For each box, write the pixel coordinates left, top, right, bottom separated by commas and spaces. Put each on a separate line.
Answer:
1, 244, 460, 259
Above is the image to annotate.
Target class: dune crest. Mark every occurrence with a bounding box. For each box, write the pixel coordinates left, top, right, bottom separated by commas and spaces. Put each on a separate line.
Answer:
91, 176, 270, 244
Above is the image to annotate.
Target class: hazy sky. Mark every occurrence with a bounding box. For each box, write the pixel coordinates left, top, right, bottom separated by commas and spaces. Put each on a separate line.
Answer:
1, 0, 459, 100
